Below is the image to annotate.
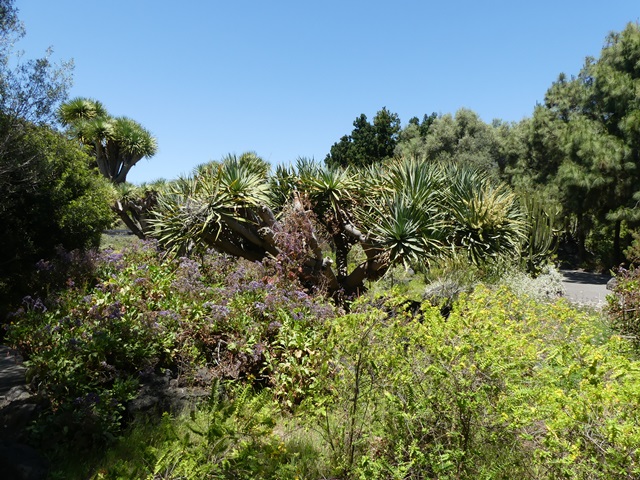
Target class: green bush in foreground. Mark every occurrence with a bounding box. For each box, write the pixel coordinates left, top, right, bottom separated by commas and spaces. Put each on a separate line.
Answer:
5, 240, 333, 450
8, 241, 640, 478
81, 287, 640, 479
310, 288, 639, 479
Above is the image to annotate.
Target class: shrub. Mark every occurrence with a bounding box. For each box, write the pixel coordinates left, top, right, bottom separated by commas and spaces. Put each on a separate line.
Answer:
310, 287, 640, 479
0, 119, 115, 317
5, 241, 335, 448
500, 264, 565, 303
607, 265, 640, 347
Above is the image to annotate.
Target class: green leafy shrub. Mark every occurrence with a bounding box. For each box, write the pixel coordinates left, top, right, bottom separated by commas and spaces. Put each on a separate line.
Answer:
6, 240, 335, 449
117, 385, 284, 479
607, 266, 640, 348
310, 287, 640, 479
73, 384, 325, 480
0, 119, 115, 317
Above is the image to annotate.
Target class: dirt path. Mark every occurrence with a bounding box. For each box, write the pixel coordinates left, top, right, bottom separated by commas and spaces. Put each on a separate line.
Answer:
560, 269, 612, 308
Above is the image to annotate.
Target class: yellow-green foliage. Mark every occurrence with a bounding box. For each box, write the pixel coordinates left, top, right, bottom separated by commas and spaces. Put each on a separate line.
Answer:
313, 288, 640, 479
88, 385, 325, 480
39, 274, 640, 479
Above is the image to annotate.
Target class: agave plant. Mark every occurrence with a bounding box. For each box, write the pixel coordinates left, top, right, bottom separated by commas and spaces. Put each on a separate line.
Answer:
519, 193, 561, 274
269, 163, 298, 209
355, 159, 447, 270
151, 154, 531, 297
445, 164, 526, 265
151, 155, 276, 260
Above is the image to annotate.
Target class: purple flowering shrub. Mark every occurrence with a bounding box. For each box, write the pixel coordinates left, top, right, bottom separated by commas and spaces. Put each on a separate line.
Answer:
6, 240, 336, 442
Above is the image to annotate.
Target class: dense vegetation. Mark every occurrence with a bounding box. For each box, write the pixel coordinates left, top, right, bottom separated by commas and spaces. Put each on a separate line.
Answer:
0, 0, 113, 316
6, 243, 640, 479
150, 154, 532, 298
3, 0, 640, 477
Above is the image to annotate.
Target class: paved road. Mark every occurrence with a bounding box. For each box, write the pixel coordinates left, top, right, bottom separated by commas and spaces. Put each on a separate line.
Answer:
560, 269, 611, 308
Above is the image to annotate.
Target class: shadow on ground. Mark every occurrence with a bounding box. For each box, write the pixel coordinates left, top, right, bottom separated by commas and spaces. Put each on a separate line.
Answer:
561, 270, 611, 285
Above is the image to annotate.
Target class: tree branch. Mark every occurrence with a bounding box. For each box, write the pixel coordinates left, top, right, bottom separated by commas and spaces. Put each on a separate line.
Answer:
202, 233, 265, 262
223, 216, 279, 256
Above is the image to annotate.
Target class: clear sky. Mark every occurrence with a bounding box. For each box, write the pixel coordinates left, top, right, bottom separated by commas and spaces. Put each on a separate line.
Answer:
13, 1, 640, 184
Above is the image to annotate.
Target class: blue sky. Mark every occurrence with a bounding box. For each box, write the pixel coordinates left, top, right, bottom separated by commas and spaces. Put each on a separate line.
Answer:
13, 1, 640, 184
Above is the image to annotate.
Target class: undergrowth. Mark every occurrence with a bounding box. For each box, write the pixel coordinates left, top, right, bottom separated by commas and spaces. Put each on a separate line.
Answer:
5, 242, 640, 479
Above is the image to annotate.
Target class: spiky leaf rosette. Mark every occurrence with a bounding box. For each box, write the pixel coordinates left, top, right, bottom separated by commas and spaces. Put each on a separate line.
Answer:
445, 165, 526, 264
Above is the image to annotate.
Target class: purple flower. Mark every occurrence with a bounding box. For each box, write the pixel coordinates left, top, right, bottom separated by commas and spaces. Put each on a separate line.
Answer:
267, 321, 282, 335
247, 280, 263, 291
106, 301, 123, 319
171, 257, 207, 294
293, 290, 308, 300
86, 392, 100, 404
22, 296, 47, 312
157, 310, 178, 321
35, 259, 52, 271
104, 251, 124, 265
204, 303, 230, 321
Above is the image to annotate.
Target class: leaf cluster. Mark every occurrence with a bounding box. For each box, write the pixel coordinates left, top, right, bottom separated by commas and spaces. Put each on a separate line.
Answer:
58, 97, 158, 184
0, 117, 114, 315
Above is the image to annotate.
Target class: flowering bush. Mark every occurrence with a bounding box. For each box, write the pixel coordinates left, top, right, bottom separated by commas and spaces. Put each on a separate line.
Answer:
6, 240, 335, 445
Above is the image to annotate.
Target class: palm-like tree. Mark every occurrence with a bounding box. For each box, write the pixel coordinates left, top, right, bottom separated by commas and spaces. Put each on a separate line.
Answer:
58, 97, 157, 184
357, 161, 446, 266
151, 155, 529, 297
444, 164, 526, 265
58, 98, 158, 238
151, 154, 278, 261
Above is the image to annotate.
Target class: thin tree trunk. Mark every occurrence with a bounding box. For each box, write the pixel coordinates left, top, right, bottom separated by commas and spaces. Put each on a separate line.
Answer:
113, 201, 146, 239
613, 219, 622, 267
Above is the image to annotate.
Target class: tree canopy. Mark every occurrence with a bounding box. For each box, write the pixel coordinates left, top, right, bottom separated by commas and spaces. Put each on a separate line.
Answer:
395, 108, 507, 173
0, 0, 72, 126
505, 22, 640, 265
58, 97, 158, 185
325, 107, 401, 168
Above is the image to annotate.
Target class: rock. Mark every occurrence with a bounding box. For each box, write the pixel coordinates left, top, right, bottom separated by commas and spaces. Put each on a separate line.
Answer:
0, 442, 49, 480
126, 371, 212, 418
194, 367, 214, 385
0, 403, 38, 443
126, 389, 160, 414
0, 386, 33, 408
606, 277, 618, 291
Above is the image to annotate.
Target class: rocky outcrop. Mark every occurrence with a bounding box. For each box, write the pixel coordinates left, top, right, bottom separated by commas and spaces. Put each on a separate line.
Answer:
126, 369, 211, 418
0, 348, 48, 480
